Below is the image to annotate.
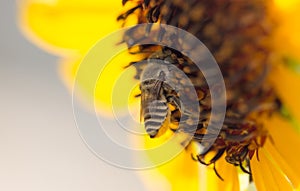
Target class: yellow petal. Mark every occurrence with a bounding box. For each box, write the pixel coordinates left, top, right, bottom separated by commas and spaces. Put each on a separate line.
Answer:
251, 149, 295, 191
266, 115, 300, 185
18, 0, 124, 56
136, 139, 200, 191
59, 49, 141, 116
203, 155, 240, 191
274, 0, 299, 10
138, 135, 240, 191
271, 0, 300, 61
252, 114, 300, 190
269, 64, 300, 125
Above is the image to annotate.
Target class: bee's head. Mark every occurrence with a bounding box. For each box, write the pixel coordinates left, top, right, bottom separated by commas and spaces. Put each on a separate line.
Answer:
141, 59, 170, 82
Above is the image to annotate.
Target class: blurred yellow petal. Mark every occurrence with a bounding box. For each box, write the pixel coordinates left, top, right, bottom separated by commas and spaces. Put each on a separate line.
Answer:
137, 130, 199, 190
18, 0, 124, 56
270, 64, 300, 124
138, 133, 240, 191
151, 150, 200, 190
132, 133, 199, 191
274, 0, 299, 10
59, 49, 140, 116
272, 0, 300, 61
203, 156, 240, 191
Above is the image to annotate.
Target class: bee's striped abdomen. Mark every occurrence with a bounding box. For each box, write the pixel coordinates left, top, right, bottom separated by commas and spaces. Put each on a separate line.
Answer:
143, 99, 168, 138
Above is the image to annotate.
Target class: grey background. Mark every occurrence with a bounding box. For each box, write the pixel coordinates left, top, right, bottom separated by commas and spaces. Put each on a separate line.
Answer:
0, 1, 145, 190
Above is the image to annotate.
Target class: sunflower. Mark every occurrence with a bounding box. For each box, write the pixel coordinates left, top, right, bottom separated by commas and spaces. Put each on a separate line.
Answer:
18, 0, 300, 190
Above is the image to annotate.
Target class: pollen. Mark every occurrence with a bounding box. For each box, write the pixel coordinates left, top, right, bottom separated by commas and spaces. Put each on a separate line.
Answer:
118, 0, 281, 178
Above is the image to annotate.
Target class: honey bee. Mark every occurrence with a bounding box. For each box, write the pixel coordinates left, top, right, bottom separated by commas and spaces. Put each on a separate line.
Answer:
140, 59, 181, 138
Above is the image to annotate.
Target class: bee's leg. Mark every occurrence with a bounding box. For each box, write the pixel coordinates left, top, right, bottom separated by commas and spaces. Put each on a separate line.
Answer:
166, 95, 181, 110
166, 95, 184, 129
166, 91, 196, 118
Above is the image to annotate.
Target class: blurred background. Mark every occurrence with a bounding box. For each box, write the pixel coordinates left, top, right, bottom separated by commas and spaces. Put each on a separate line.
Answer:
0, 1, 144, 190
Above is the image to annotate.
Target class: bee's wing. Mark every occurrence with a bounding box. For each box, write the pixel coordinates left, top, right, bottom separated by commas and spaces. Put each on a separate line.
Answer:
140, 80, 163, 123
140, 89, 149, 123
